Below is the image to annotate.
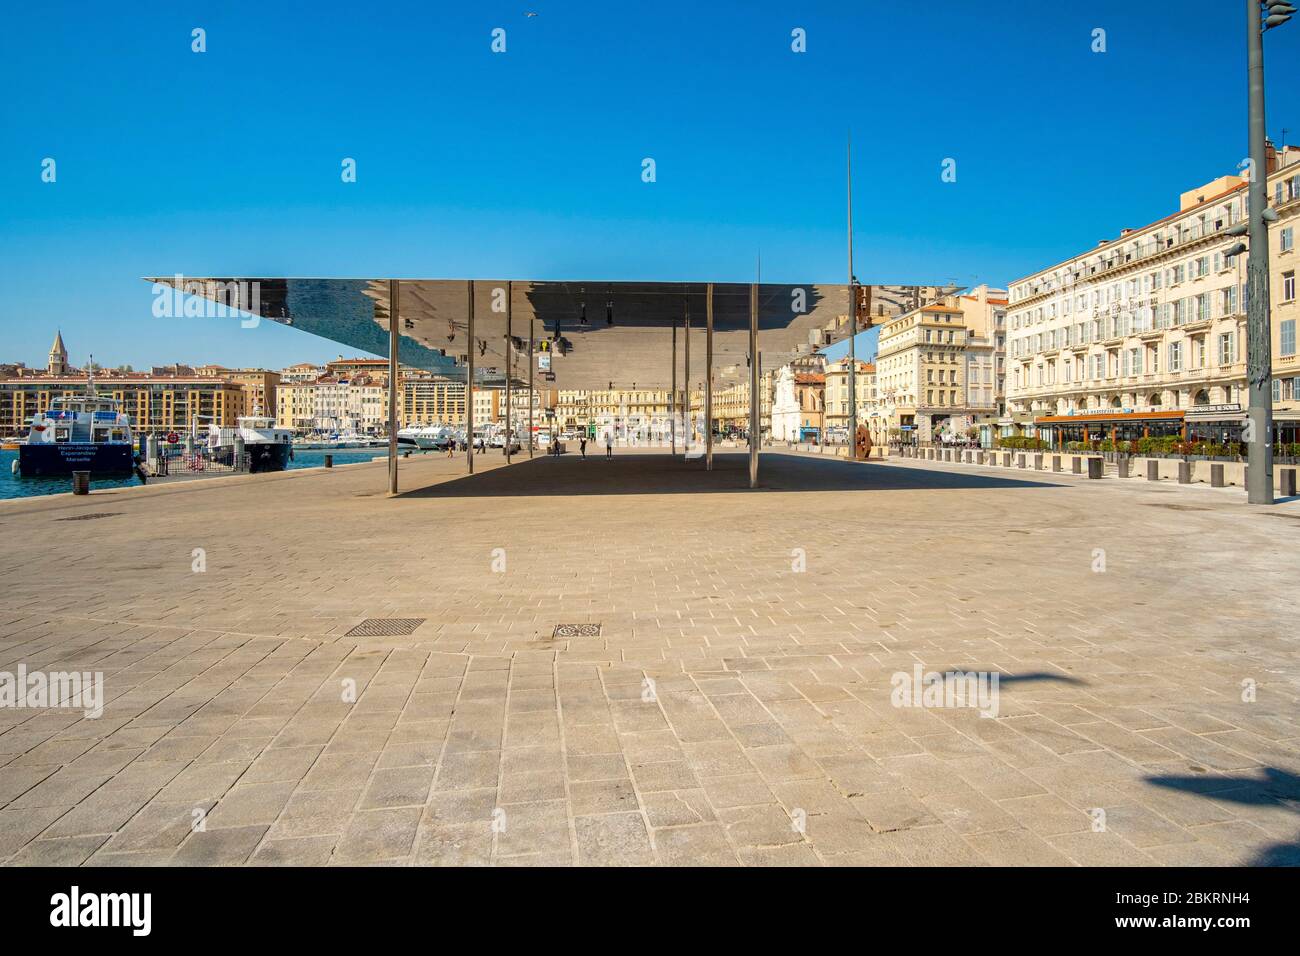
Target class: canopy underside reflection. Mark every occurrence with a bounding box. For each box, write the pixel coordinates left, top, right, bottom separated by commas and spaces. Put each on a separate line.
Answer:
144, 277, 954, 389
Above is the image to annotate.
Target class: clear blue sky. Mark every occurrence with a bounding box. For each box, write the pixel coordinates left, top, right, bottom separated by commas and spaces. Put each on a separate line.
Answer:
2, 1, 1297, 370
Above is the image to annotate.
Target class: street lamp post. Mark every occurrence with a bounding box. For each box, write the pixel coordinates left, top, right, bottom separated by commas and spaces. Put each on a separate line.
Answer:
847, 135, 858, 456
1244, 0, 1294, 503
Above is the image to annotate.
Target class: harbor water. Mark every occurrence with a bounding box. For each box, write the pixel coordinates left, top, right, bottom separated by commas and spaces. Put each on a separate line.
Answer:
0, 447, 393, 500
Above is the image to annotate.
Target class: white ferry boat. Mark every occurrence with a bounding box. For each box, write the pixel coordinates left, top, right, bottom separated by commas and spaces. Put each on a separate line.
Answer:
397, 424, 454, 450
206, 414, 294, 473
15, 395, 137, 478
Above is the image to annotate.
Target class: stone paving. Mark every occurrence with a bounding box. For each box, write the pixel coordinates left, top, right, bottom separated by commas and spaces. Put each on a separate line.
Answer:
1, 449, 1298, 866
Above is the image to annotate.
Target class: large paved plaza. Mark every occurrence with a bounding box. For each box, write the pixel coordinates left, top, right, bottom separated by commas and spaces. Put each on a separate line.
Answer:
1, 450, 1298, 866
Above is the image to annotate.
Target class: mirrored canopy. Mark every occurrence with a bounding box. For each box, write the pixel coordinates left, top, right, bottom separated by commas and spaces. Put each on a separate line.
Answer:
144, 277, 952, 389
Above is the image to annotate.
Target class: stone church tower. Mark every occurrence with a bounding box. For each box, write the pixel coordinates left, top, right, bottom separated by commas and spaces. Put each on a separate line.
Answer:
47, 330, 68, 376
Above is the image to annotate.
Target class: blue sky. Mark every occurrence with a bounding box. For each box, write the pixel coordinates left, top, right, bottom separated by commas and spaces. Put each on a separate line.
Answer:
2, 1, 1298, 370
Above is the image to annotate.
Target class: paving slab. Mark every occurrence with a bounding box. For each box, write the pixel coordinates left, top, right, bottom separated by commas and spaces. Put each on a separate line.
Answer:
1, 450, 1297, 865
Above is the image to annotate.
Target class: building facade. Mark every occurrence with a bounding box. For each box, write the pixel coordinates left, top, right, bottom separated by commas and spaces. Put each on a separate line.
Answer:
873, 285, 1007, 444
823, 358, 877, 440
0, 375, 246, 434
276, 381, 317, 431
1006, 145, 1300, 448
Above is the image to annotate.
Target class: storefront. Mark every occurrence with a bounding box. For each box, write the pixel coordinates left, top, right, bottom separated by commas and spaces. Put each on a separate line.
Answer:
1273, 411, 1300, 446
1033, 410, 1185, 448
1184, 404, 1246, 445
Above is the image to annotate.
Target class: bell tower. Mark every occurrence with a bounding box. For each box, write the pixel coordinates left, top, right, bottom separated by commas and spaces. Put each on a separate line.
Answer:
48, 330, 68, 376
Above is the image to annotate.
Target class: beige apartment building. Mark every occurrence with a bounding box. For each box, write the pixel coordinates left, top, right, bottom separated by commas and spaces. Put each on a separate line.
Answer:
558, 387, 674, 434
824, 358, 877, 440
280, 363, 324, 384
509, 388, 559, 432
276, 380, 317, 431
1006, 144, 1300, 448
684, 378, 775, 437
472, 387, 501, 427
402, 379, 466, 426
0, 374, 246, 434
196, 366, 281, 418
874, 285, 1008, 443
326, 357, 391, 379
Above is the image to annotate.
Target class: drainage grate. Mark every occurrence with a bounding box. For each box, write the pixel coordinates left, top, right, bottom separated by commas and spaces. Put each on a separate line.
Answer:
552, 623, 602, 638
56, 512, 121, 521
346, 618, 426, 637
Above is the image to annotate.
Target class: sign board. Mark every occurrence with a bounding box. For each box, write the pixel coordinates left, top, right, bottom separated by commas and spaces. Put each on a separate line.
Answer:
538, 353, 551, 372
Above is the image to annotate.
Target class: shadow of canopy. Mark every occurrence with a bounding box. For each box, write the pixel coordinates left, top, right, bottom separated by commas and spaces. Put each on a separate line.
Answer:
396, 452, 1068, 499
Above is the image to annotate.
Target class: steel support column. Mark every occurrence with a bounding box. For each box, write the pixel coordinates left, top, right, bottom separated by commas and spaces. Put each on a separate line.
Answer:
683, 306, 691, 457
504, 280, 512, 463
528, 315, 534, 458
387, 278, 399, 496
670, 322, 677, 456
749, 282, 759, 488
706, 282, 714, 471
847, 136, 858, 457
467, 280, 475, 474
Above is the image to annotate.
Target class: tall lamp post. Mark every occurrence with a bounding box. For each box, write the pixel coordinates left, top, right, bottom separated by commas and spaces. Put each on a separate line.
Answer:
847, 135, 858, 454
1242, 0, 1293, 503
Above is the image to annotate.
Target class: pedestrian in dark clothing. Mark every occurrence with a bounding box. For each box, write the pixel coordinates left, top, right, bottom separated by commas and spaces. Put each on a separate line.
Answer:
579, 436, 587, 459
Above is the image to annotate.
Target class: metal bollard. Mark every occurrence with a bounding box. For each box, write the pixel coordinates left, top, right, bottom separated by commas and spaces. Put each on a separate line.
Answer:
1177, 461, 1191, 484
1052, 455, 1061, 472
1210, 463, 1225, 487
71, 471, 90, 495
1147, 460, 1159, 481
1072, 457, 1082, 474
1117, 458, 1130, 478
1033, 453, 1043, 470
1087, 457, 1103, 479
1281, 467, 1297, 497
324, 454, 334, 469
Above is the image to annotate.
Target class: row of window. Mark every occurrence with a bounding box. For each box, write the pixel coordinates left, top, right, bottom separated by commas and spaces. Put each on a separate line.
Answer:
1009, 183, 1300, 303
1016, 331, 1246, 388
1010, 276, 1297, 359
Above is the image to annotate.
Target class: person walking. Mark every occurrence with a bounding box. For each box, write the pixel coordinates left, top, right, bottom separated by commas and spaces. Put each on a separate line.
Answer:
579, 435, 587, 459
605, 432, 613, 459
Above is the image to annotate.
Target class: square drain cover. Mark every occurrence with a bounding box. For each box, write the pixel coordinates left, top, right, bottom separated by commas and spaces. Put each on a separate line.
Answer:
552, 623, 602, 638
346, 618, 425, 637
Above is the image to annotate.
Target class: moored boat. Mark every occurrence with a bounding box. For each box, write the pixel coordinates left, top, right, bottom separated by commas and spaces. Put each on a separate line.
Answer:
15, 396, 138, 478
205, 414, 294, 473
